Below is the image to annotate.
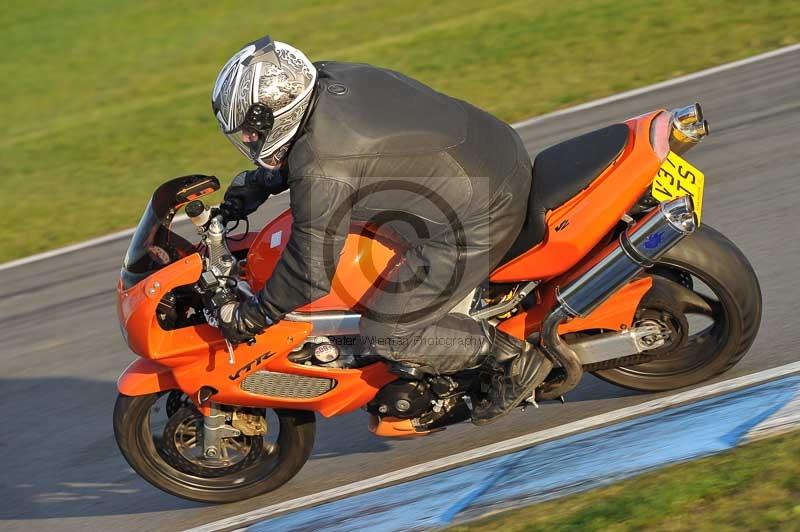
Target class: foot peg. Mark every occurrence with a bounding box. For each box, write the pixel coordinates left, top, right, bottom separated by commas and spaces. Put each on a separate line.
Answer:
389, 362, 436, 380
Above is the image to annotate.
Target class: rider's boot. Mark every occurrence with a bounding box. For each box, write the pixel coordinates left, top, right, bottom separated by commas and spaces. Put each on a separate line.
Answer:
470, 327, 550, 425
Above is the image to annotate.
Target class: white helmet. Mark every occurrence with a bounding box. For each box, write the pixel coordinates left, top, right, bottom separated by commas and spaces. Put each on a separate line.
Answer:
212, 36, 317, 167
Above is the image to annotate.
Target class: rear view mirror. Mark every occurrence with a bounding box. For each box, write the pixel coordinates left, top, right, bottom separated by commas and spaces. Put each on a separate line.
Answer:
174, 175, 221, 206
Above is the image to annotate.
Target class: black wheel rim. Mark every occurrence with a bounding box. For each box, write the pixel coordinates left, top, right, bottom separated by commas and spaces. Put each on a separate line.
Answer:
613, 263, 734, 379
139, 393, 285, 491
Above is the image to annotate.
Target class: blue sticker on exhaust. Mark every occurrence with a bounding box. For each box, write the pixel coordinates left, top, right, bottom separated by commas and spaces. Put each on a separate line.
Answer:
644, 231, 664, 250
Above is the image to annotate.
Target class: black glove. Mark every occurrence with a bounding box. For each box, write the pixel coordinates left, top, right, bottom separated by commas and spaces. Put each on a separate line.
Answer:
216, 199, 244, 224
219, 295, 273, 344
222, 167, 288, 222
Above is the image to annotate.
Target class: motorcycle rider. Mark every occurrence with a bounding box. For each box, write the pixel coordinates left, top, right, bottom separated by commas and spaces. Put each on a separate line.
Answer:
213, 35, 549, 424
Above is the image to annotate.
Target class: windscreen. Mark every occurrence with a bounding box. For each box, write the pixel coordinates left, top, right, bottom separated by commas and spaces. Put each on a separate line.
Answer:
121, 175, 220, 289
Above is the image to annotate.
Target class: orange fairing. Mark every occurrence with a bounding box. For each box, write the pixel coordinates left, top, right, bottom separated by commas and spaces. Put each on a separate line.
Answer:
491, 111, 664, 282
304, 232, 402, 311
115, 322, 396, 415
368, 415, 431, 437
245, 210, 403, 311
117, 250, 398, 416
117, 253, 205, 360
118, 358, 178, 396
243, 209, 293, 288
172, 335, 397, 417
498, 277, 653, 340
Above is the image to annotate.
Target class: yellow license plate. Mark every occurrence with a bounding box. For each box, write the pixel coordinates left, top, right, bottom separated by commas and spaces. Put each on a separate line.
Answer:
650, 151, 705, 223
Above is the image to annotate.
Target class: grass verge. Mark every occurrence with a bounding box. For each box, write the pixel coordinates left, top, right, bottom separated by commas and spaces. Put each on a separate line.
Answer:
449, 429, 800, 531
2, 1, 799, 261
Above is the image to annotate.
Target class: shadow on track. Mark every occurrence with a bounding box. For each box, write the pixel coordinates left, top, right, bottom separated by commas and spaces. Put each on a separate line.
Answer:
0, 376, 393, 520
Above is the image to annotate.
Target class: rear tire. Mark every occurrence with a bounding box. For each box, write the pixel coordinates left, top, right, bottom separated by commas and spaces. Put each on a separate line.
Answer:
114, 392, 315, 503
593, 225, 761, 392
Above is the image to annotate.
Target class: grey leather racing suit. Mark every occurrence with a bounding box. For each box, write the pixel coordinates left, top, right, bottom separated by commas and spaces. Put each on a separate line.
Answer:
224, 61, 532, 374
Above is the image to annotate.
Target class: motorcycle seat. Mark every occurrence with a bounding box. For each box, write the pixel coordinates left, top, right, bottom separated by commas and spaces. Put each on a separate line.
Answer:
502, 123, 629, 263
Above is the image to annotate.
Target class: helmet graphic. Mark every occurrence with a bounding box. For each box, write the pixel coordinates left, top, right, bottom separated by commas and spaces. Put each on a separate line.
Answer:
212, 36, 316, 166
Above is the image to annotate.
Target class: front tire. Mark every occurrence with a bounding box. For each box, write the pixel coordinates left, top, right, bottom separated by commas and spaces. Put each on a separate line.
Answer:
594, 225, 762, 392
114, 392, 315, 503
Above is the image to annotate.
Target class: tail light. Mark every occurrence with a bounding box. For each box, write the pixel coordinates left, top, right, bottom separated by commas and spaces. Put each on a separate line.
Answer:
649, 111, 673, 161
649, 103, 710, 160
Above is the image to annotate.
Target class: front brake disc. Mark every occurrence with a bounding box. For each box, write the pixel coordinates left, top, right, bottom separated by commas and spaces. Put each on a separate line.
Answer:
161, 406, 263, 477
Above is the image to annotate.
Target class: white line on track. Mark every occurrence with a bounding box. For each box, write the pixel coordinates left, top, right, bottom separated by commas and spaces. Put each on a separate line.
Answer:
186, 361, 800, 532
2, 43, 798, 274
511, 43, 800, 129
0, 213, 187, 272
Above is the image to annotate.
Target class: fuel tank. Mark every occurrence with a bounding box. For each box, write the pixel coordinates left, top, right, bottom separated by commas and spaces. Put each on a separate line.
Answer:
245, 210, 404, 311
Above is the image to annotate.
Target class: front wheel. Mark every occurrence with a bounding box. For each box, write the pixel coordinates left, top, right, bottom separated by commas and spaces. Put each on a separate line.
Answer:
594, 225, 762, 392
114, 392, 315, 503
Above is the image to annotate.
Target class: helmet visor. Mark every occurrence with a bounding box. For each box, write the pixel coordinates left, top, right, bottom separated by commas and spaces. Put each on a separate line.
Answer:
222, 103, 274, 162
225, 128, 267, 162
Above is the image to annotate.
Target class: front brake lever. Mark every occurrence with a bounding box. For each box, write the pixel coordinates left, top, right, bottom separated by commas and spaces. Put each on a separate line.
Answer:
224, 337, 255, 365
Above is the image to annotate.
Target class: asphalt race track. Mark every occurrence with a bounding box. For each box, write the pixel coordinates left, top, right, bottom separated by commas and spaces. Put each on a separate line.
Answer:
1, 49, 799, 532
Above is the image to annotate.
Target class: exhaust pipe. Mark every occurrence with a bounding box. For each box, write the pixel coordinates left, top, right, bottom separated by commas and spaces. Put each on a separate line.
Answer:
669, 103, 709, 154
536, 196, 697, 400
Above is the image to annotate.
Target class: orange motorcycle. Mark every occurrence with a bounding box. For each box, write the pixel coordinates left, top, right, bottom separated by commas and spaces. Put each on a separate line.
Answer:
114, 104, 761, 502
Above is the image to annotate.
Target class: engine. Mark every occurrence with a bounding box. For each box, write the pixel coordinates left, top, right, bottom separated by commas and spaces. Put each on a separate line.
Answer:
366, 380, 433, 419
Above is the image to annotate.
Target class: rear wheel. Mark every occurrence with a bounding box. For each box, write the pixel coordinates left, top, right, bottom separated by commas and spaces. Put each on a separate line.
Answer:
114, 392, 315, 503
593, 225, 761, 392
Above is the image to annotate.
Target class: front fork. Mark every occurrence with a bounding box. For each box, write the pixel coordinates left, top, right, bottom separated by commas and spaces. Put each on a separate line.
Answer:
201, 403, 241, 459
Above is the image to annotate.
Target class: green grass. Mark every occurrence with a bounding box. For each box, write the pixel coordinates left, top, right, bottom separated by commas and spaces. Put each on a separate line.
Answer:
1, 1, 798, 261
449, 430, 800, 532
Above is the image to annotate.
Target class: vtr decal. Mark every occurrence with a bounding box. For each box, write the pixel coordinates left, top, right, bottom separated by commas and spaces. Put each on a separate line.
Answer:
229, 351, 275, 381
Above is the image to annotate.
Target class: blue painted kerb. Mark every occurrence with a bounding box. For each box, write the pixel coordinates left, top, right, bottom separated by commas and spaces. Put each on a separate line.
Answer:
247, 376, 800, 532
